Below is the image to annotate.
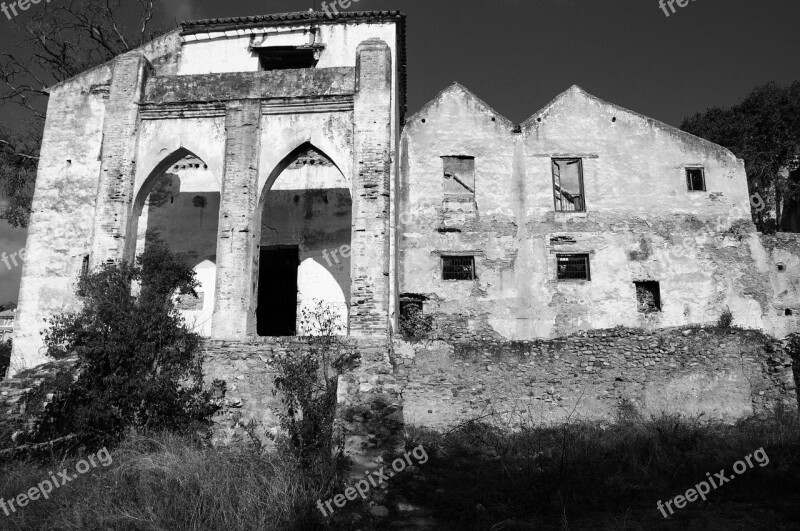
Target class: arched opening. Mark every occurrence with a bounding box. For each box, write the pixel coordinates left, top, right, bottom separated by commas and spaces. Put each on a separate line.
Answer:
129, 149, 220, 337
254, 143, 352, 336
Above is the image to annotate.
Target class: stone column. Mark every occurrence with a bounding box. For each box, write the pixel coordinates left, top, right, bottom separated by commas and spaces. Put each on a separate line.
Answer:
349, 38, 393, 338
211, 100, 262, 339
337, 39, 404, 481
90, 54, 150, 266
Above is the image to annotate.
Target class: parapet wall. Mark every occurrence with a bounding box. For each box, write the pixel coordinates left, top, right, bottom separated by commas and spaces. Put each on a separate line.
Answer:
395, 326, 797, 429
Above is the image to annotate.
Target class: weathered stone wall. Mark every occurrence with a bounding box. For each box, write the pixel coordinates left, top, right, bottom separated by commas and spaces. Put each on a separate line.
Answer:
202, 337, 404, 472
399, 84, 785, 341
396, 327, 797, 429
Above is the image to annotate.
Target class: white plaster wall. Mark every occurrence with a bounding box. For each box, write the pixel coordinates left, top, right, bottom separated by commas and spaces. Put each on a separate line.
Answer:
10, 71, 109, 373
133, 117, 226, 201
400, 84, 767, 340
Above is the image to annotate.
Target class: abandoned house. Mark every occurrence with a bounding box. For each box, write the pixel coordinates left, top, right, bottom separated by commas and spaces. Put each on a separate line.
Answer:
5, 11, 797, 445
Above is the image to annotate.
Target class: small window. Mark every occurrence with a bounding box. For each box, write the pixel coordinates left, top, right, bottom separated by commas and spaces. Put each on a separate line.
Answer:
442, 156, 475, 196
552, 158, 585, 212
635, 281, 661, 313
442, 256, 475, 281
686, 168, 706, 191
257, 46, 320, 71
557, 254, 590, 281
81, 255, 90, 277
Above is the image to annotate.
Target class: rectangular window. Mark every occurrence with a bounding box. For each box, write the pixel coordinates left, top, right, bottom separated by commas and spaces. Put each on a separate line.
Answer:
552, 158, 585, 212
556, 254, 590, 281
635, 281, 661, 313
442, 156, 475, 196
257, 46, 320, 71
442, 256, 475, 281
686, 167, 706, 191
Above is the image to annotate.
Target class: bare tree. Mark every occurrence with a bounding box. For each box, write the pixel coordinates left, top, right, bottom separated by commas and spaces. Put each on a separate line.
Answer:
0, 0, 163, 228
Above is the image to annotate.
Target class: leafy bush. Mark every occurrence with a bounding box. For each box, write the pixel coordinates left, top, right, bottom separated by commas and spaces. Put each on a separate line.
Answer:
27, 241, 218, 449
0, 339, 10, 378
271, 302, 359, 471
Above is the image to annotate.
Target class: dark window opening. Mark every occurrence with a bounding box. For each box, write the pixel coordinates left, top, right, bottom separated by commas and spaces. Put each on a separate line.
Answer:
778, 263, 786, 272
400, 300, 423, 320
192, 195, 207, 208
552, 158, 585, 212
442, 156, 476, 196
257, 246, 299, 336
442, 256, 475, 281
257, 46, 321, 71
557, 254, 590, 281
81, 255, 90, 277
686, 168, 706, 191
635, 281, 661, 313
786, 308, 793, 316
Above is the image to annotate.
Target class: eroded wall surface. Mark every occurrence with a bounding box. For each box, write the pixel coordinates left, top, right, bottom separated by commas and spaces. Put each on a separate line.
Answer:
397, 327, 796, 428
399, 84, 782, 341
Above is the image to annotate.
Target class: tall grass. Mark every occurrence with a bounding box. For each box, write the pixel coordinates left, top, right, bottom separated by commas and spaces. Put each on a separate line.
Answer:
0, 431, 341, 530
399, 408, 800, 529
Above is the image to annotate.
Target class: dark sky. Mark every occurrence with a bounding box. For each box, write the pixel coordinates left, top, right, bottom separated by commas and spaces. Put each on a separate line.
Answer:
0, 0, 798, 303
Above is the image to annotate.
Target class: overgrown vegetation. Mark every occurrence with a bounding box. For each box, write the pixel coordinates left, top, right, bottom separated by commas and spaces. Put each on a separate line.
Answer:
1, 411, 797, 529
23, 241, 218, 450
396, 409, 800, 529
271, 302, 359, 473
0, 431, 339, 530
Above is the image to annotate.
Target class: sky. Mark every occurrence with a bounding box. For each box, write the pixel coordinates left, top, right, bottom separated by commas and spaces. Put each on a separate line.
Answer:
0, 0, 798, 303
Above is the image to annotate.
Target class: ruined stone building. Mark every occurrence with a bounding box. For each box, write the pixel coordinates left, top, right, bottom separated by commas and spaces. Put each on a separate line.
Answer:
6, 12, 797, 441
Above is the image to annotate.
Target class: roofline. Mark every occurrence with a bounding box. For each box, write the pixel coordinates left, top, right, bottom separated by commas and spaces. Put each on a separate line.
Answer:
522, 85, 741, 161
180, 10, 405, 35
406, 82, 514, 128
45, 28, 182, 93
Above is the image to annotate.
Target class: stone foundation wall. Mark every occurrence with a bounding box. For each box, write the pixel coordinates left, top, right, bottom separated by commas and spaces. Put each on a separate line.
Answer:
202, 337, 403, 470
395, 326, 797, 429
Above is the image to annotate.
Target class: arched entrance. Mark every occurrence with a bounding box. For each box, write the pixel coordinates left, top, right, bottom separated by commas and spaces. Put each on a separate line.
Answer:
254, 143, 352, 336
128, 150, 220, 336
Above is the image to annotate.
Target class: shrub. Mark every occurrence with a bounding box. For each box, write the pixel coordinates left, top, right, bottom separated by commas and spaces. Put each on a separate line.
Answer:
27, 240, 218, 449
0, 339, 10, 377
271, 301, 358, 472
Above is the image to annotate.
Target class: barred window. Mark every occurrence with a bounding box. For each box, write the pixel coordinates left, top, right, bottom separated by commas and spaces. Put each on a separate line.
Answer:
442, 256, 475, 281
686, 167, 706, 191
557, 254, 590, 281
552, 158, 585, 212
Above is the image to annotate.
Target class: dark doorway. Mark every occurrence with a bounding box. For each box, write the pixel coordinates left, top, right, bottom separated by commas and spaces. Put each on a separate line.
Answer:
257, 246, 299, 336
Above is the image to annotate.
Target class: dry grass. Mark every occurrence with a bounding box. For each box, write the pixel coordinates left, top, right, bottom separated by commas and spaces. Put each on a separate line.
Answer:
0, 431, 343, 530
